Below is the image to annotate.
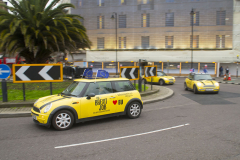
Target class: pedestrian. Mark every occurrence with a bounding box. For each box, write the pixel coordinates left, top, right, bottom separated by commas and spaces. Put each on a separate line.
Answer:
220, 66, 223, 77
225, 66, 229, 75
203, 67, 208, 74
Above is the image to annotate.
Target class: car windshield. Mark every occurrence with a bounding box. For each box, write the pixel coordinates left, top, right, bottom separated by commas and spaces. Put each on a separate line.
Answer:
61, 82, 86, 97
157, 72, 167, 76
194, 74, 213, 80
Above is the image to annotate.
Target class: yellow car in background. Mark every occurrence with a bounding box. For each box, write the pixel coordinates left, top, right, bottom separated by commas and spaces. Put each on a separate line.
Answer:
31, 78, 143, 130
184, 73, 220, 94
143, 71, 176, 85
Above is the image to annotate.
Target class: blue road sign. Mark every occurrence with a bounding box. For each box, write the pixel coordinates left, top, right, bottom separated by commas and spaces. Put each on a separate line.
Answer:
0, 64, 11, 79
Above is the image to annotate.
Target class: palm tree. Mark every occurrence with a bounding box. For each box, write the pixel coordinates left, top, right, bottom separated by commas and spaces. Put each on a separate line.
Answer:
0, 0, 91, 63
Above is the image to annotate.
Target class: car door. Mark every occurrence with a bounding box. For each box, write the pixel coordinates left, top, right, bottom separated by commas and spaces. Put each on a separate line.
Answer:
186, 74, 194, 89
113, 80, 136, 113
80, 81, 116, 119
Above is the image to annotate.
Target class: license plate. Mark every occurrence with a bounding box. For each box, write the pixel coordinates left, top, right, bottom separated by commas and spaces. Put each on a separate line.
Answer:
206, 89, 213, 91
169, 81, 173, 83
32, 115, 37, 120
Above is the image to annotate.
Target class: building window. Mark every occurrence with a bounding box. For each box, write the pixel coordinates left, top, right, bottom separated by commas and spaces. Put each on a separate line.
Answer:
142, 36, 149, 49
119, 37, 126, 49
216, 35, 225, 48
165, 13, 174, 27
142, 0, 150, 4
142, 13, 150, 27
166, 0, 174, 2
165, 36, 174, 48
97, 16, 104, 29
78, 0, 83, 7
119, 15, 126, 28
190, 11, 199, 26
190, 35, 199, 49
120, 0, 126, 5
97, 37, 104, 49
98, 0, 104, 6
217, 10, 226, 25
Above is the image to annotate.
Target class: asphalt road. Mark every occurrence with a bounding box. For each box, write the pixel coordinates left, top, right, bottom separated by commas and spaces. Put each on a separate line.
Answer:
0, 78, 240, 160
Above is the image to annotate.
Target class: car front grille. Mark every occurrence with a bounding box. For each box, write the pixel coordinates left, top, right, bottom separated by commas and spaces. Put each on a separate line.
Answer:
169, 79, 173, 81
204, 85, 215, 87
33, 106, 40, 113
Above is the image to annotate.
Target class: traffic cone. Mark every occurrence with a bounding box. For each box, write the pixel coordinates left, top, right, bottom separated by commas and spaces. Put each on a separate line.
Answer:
227, 73, 231, 81
223, 74, 226, 81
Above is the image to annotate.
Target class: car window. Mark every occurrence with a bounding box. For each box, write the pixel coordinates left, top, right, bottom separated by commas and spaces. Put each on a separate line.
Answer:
157, 72, 166, 76
113, 81, 135, 92
62, 82, 86, 96
194, 74, 212, 80
84, 82, 113, 96
188, 74, 194, 79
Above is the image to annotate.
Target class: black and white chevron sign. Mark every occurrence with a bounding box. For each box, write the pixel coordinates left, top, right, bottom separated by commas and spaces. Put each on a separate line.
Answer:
120, 67, 139, 80
13, 64, 63, 83
144, 66, 157, 78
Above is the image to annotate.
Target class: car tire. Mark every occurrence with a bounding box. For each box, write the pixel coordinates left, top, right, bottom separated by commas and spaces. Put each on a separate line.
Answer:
127, 101, 142, 119
52, 110, 74, 130
184, 83, 188, 91
159, 79, 165, 86
193, 85, 198, 94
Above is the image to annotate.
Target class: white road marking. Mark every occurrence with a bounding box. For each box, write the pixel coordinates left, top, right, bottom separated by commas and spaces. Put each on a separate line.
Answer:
15, 66, 30, 81
55, 123, 190, 149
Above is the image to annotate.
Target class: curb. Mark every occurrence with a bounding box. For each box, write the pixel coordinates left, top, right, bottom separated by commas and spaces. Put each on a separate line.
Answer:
143, 87, 174, 104
218, 81, 240, 85
0, 86, 174, 118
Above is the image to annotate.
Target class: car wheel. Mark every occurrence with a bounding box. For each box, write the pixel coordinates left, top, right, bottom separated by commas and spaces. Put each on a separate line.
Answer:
127, 101, 142, 119
193, 85, 198, 94
159, 79, 165, 86
52, 110, 74, 130
184, 83, 188, 91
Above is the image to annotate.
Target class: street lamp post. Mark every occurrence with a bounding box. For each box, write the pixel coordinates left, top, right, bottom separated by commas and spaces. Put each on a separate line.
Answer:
190, 9, 195, 69
111, 13, 118, 75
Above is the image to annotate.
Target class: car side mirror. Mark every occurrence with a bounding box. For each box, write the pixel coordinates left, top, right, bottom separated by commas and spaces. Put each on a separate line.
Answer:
86, 93, 95, 99
189, 78, 192, 80
212, 78, 215, 80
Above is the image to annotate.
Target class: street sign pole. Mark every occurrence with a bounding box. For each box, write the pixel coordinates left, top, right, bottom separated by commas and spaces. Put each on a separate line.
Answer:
22, 83, 26, 101
1, 79, 8, 102
0, 64, 11, 102
138, 59, 142, 92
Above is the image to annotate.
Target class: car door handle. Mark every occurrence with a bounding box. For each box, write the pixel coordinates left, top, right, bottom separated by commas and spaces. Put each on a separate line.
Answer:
110, 97, 115, 99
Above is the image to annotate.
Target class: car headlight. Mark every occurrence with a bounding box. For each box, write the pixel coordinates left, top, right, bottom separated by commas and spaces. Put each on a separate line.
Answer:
215, 83, 219, 86
197, 83, 203, 86
164, 78, 168, 80
172, 77, 175, 80
44, 103, 52, 113
34, 99, 39, 106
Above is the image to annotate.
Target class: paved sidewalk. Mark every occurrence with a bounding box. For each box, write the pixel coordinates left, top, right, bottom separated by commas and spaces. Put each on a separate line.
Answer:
0, 85, 174, 118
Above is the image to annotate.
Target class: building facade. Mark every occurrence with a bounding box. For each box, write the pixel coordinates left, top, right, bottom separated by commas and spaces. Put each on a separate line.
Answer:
70, 0, 239, 76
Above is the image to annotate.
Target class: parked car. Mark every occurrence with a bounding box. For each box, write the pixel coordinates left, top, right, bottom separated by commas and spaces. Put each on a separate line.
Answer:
143, 71, 175, 85
31, 77, 143, 130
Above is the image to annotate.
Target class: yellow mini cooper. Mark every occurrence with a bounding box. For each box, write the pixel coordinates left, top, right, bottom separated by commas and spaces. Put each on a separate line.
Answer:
143, 71, 175, 85
31, 78, 143, 130
184, 73, 220, 94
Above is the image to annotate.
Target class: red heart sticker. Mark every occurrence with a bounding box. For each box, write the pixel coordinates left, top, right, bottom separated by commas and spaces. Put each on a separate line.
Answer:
113, 100, 117, 105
